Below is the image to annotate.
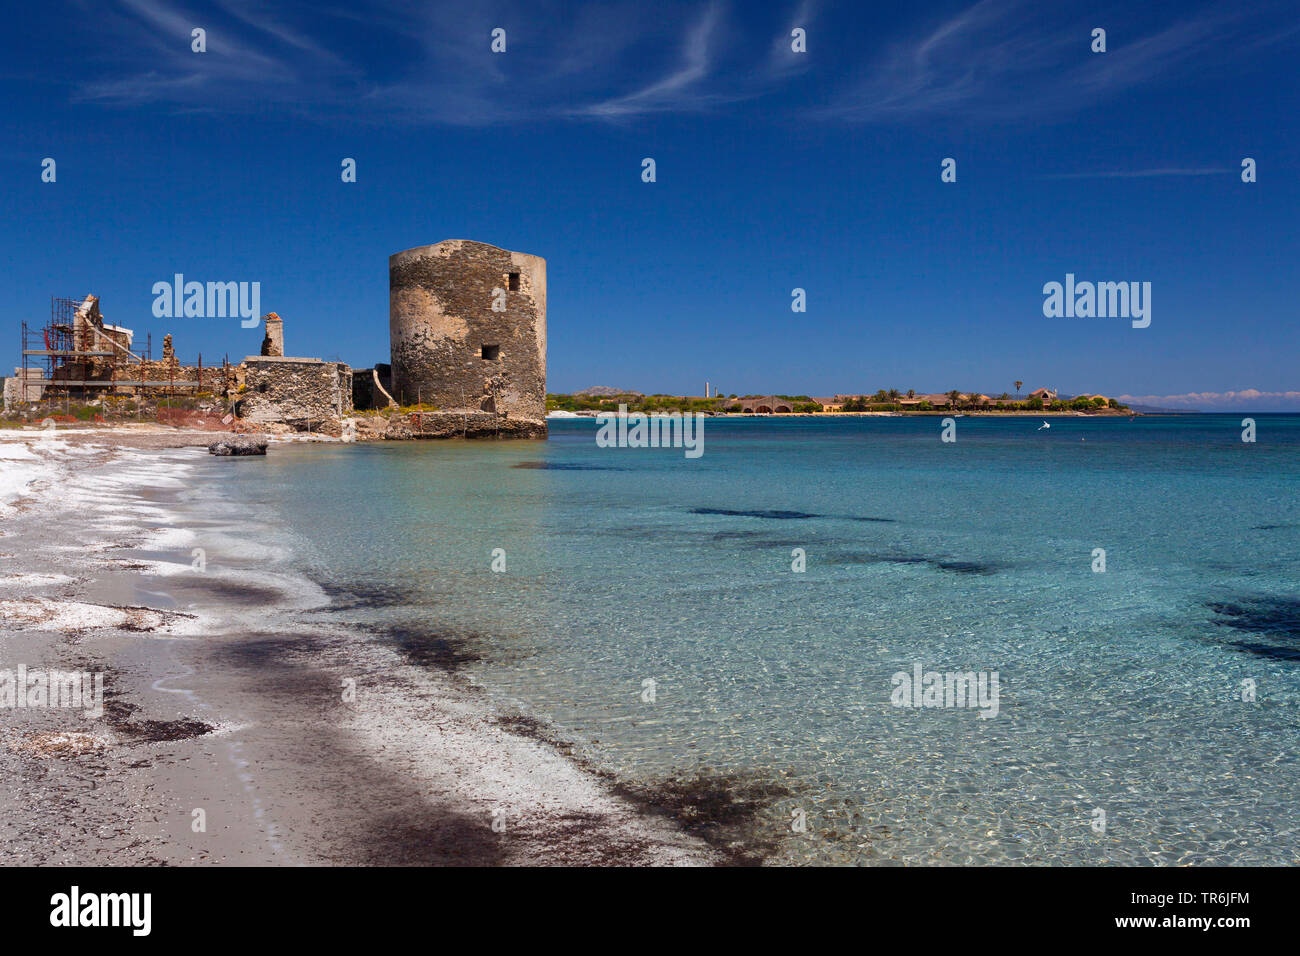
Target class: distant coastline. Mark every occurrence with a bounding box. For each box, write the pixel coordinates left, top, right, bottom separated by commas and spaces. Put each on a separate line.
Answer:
548, 387, 1136, 418
549, 408, 1134, 419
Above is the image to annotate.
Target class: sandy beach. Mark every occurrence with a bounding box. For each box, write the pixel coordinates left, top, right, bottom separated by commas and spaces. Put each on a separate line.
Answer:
0, 426, 717, 866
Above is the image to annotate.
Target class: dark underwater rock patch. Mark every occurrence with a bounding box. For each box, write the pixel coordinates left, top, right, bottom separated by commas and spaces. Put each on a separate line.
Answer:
512, 461, 622, 471
692, 508, 822, 520
316, 580, 423, 611
1207, 597, 1300, 661
692, 507, 897, 523
835, 552, 1000, 575
711, 533, 810, 551
932, 560, 999, 575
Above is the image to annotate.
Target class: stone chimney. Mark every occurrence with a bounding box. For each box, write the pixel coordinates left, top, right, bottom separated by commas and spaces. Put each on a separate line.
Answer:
261, 313, 284, 357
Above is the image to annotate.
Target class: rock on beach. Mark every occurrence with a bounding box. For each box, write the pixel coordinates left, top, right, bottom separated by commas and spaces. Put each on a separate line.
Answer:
207, 435, 269, 456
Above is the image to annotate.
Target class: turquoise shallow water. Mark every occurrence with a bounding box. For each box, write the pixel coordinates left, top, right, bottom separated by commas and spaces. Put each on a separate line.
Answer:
215, 415, 1300, 864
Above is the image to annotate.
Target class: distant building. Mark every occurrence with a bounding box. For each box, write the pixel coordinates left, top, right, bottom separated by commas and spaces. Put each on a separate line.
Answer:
916, 393, 956, 407
730, 395, 794, 413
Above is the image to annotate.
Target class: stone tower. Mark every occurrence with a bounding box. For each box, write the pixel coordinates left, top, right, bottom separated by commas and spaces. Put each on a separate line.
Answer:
261, 313, 284, 357
389, 240, 546, 424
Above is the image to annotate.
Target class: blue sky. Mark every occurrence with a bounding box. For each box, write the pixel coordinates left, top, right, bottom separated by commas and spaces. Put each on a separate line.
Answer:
3, 0, 1298, 408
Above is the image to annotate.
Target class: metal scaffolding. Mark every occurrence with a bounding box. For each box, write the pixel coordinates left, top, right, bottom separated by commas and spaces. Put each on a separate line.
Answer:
18, 295, 202, 405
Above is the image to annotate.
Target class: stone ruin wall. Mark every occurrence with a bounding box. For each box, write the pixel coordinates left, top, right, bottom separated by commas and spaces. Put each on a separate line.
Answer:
25, 358, 232, 400
2, 369, 46, 411
137, 361, 232, 395
389, 240, 546, 428
234, 357, 352, 432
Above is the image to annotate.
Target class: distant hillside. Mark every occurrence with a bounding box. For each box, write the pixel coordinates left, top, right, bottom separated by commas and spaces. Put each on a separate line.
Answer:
1126, 403, 1200, 413
574, 386, 644, 398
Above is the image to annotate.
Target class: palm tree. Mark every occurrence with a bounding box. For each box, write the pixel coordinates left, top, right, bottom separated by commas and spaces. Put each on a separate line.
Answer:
907, 389, 915, 399
1014, 380, 1023, 397
887, 388, 901, 402
946, 389, 963, 409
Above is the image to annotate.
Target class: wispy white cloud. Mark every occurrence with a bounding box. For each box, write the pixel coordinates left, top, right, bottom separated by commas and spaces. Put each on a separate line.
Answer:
215, 1, 347, 65
764, 0, 817, 80
58, 0, 1299, 127
570, 3, 725, 119
1119, 389, 1300, 408
820, 0, 1294, 123
73, 0, 352, 108
68, 0, 818, 125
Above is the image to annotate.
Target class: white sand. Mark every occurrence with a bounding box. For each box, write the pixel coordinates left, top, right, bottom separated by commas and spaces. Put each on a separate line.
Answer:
0, 439, 56, 515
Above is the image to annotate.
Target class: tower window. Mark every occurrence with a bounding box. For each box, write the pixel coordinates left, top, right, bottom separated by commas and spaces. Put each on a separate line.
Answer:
507, 272, 520, 291
481, 344, 500, 360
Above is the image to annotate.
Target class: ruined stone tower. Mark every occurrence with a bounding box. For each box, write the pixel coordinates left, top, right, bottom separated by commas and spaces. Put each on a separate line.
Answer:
389, 240, 546, 426
261, 312, 284, 357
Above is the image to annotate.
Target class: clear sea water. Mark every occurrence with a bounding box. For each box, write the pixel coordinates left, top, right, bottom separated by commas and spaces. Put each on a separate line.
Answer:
210, 415, 1300, 865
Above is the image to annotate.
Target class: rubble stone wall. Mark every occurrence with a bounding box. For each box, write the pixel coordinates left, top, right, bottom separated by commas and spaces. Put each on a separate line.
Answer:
135, 361, 232, 394
234, 357, 352, 431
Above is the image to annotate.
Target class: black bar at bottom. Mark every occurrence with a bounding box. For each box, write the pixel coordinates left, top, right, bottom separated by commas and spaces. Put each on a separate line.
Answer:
0, 866, 1275, 942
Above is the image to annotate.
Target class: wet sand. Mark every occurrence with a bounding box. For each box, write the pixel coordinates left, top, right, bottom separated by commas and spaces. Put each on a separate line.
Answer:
0, 427, 717, 865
